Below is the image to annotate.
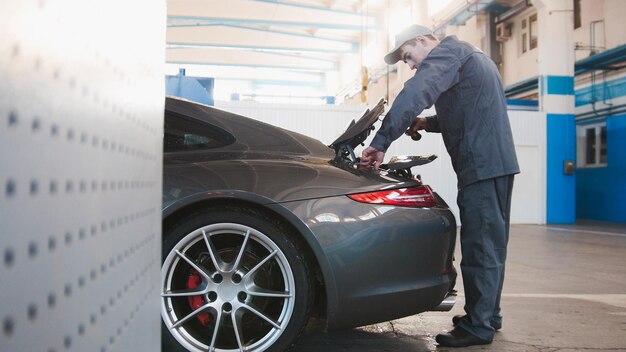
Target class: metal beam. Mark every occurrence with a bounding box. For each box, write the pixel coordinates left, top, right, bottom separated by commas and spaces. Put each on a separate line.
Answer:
166, 60, 334, 73
252, 0, 364, 16
166, 42, 355, 54
167, 22, 358, 46
168, 0, 377, 30
167, 15, 374, 31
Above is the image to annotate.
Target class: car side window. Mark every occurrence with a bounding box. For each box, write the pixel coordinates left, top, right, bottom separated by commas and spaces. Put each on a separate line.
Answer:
164, 112, 232, 152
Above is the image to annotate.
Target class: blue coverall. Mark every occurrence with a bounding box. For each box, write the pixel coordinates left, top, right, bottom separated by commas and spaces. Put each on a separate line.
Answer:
370, 36, 520, 341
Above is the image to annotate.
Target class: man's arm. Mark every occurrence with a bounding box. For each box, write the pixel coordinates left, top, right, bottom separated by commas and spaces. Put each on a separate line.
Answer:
406, 115, 440, 136
425, 115, 441, 132
369, 46, 461, 153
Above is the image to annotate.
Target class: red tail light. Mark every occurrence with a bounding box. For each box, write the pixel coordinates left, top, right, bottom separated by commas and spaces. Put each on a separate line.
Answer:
347, 186, 437, 208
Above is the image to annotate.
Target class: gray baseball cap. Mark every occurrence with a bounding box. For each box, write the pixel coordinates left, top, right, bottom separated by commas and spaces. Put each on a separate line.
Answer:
384, 24, 434, 65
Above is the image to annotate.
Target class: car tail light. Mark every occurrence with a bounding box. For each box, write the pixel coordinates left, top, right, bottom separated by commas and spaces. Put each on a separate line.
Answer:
347, 186, 437, 208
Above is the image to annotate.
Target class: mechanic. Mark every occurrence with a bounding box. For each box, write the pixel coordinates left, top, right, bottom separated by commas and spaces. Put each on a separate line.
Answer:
360, 24, 520, 347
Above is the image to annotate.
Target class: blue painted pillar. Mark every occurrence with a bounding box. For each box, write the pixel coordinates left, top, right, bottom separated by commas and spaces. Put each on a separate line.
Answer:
536, 0, 576, 223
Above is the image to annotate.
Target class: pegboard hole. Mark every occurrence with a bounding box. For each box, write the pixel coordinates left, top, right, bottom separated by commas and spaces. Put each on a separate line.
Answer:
27, 304, 37, 321
48, 236, 57, 251
3, 316, 14, 337
4, 248, 15, 268
30, 180, 39, 195
47, 293, 56, 308
31, 118, 41, 131
11, 44, 20, 58
28, 241, 38, 258
49, 180, 58, 194
8, 110, 18, 127
5, 179, 16, 197
64, 232, 72, 245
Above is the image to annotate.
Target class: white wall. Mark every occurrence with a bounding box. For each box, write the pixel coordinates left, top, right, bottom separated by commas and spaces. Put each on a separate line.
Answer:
216, 102, 546, 224
0, 1, 164, 351
216, 100, 367, 145
381, 109, 546, 225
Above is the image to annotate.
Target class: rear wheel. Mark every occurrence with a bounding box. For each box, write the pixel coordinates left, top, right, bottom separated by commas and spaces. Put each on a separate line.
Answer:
161, 206, 312, 352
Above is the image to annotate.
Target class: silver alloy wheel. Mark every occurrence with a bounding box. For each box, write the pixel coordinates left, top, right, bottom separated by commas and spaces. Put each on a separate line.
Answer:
161, 223, 296, 352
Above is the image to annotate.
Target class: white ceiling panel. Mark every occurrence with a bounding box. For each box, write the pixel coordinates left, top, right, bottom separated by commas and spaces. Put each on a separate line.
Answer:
166, 0, 384, 100
166, 47, 337, 71
167, 25, 356, 54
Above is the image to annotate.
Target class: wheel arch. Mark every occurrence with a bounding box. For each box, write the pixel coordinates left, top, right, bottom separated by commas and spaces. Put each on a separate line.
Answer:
162, 191, 337, 323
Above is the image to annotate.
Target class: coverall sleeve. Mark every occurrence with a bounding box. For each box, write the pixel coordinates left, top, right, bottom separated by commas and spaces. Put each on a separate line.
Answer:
370, 46, 461, 152
425, 115, 441, 133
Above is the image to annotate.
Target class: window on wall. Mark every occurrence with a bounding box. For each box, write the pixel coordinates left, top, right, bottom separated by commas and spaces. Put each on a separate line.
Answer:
521, 19, 527, 53
577, 123, 608, 167
529, 14, 538, 49
574, 0, 582, 29
520, 14, 538, 54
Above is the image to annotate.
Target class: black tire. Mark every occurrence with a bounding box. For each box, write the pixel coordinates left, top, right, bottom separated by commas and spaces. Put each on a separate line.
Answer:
161, 205, 312, 352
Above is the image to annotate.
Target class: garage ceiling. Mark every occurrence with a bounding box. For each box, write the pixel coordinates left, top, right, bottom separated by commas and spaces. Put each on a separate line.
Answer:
165, 0, 520, 102
166, 0, 385, 101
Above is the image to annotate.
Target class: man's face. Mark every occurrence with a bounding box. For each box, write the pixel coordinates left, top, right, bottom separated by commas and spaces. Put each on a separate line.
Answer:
400, 37, 432, 70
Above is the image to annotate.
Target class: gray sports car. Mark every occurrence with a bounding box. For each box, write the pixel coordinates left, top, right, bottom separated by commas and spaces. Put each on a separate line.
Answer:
161, 97, 457, 352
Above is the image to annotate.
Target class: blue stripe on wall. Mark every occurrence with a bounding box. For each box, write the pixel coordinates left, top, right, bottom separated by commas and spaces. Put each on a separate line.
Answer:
575, 75, 626, 106
547, 113, 576, 224
507, 99, 539, 106
507, 99, 539, 111
542, 75, 575, 96
576, 114, 626, 223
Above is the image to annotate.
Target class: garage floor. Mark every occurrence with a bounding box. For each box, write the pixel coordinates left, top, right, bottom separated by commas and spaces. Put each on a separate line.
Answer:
292, 222, 626, 351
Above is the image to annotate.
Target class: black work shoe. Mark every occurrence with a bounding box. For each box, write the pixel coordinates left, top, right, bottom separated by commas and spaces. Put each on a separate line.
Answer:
436, 327, 492, 347
452, 314, 502, 330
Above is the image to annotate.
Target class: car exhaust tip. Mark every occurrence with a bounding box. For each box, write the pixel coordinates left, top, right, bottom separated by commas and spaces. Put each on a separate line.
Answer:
429, 291, 457, 312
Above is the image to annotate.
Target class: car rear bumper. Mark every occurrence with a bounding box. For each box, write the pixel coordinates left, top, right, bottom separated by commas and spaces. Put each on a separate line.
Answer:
430, 290, 457, 311
279, 195, 457, 330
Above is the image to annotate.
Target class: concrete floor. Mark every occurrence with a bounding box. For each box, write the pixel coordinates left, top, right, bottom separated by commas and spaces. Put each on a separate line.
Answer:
292, 222, 626, 351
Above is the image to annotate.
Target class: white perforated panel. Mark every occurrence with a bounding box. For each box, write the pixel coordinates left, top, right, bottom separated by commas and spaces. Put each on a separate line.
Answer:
0, 1, 164, 351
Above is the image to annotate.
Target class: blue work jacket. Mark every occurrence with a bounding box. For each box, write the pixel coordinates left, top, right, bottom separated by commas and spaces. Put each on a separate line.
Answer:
371, 36, 520, 188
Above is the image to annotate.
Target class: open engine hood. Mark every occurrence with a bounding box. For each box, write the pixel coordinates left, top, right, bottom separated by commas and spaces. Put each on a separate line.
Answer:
329, 98, 386, 153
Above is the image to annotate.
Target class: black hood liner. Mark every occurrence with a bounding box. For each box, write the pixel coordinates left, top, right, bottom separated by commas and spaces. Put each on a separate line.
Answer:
329, 98, 386, 152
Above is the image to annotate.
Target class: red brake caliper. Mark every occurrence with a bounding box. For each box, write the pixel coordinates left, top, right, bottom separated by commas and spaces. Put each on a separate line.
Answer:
187, 269, 212, 326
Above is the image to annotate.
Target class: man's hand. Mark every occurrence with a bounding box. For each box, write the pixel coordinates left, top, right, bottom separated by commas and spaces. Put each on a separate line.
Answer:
360, 146, 385, 171
405, 116, 428, 137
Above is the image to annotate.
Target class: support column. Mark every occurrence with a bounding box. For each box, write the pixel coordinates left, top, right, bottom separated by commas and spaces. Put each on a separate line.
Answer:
535, 0, 576, 224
